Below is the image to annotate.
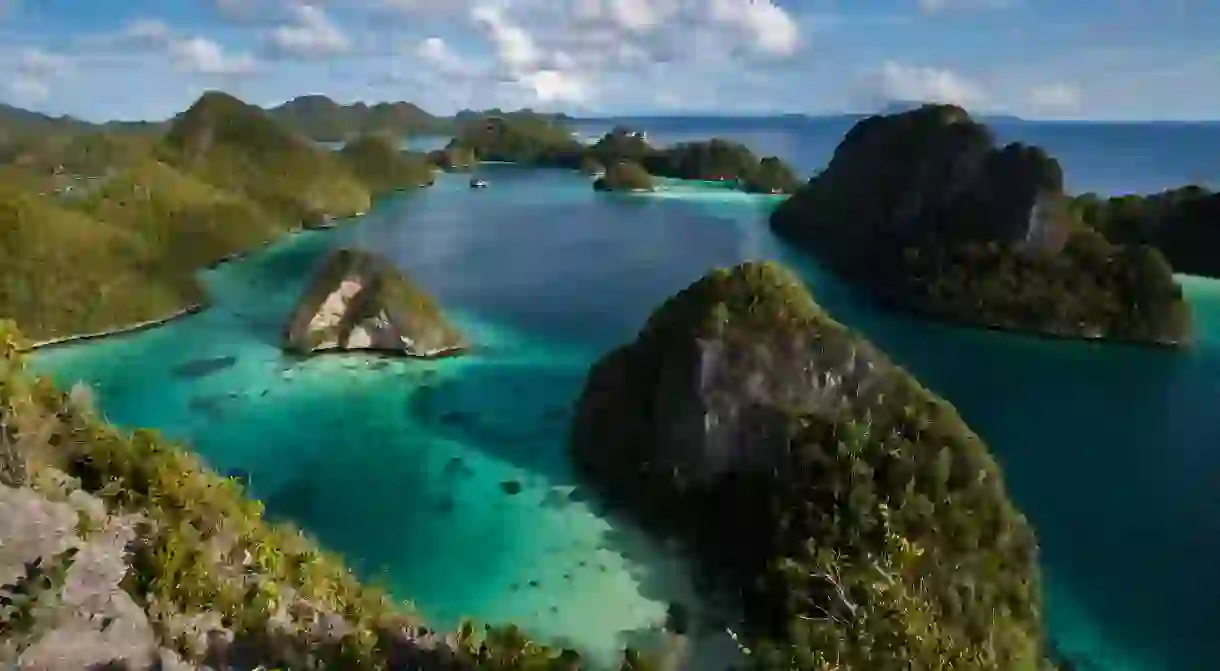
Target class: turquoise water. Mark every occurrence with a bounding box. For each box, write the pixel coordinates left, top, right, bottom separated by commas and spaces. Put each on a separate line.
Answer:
33, 164, 1220, 670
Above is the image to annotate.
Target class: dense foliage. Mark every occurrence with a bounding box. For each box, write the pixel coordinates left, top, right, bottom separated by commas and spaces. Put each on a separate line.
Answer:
264, 94, 455, 142
0, 322, 607, 670
770, 104, 1192, 345
427, 139, 478, 172
593, 161, 654, 191
339, 134, 435, 195
1068, 185, 1220, 279
453, 120, 803, 194
159, 91, 371, 226
742, 156, 799, 194
571, 262, 1047, 670
0, 92, 439, 341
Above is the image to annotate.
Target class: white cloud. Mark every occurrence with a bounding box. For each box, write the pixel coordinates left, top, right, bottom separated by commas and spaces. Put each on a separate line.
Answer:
122, 18, 172, 45
172, 37, 258, 75
414, 36, 478, 77
1028, 82, 1081, 113
859, 60, 987, 108
17, 48, 70, 78
471, 5, 542, 70
267, 5, 351, 57
707, 0, 800, 57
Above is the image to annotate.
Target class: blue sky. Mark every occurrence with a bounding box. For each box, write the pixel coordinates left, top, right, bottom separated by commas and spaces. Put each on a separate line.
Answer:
0, 0, 1216, 121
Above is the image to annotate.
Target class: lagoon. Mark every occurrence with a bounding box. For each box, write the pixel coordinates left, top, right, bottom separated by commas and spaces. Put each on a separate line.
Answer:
34, 154, 1220, 669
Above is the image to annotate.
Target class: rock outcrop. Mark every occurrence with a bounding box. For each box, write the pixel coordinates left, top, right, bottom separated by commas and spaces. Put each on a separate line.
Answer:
570, 261, 1045, 669
770, 104, 1191, 345
282, 249, 464, 357
592, 160, 654, 192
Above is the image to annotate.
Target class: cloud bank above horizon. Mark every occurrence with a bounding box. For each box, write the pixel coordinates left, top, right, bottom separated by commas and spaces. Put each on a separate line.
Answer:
0, 0, 1215, 121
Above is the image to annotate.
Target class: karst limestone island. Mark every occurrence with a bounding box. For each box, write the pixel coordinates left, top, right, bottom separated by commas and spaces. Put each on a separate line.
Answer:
282, 248, 466, 359
0, 86, 1216, 669
771, 103, 1206, 346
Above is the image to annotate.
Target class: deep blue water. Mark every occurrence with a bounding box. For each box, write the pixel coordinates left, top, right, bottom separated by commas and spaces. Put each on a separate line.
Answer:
569, 116, 1220, 195
33, 120, 1220, 670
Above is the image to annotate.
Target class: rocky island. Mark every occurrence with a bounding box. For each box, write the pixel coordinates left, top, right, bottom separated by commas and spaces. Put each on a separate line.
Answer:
452, 119, 802, 194
570, 261, 1045, 669
1069, 184, 1220, 279
282, 249, 465, 358
592, 160, 655, 192
769, 104, 1193, 346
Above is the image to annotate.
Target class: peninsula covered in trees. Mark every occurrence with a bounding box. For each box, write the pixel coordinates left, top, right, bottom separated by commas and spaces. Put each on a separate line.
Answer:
770, 104, 1194, 346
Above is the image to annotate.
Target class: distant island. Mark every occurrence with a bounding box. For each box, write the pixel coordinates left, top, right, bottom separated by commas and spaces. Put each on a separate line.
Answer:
770, 103, 1195, 346
454, 121, 801, 194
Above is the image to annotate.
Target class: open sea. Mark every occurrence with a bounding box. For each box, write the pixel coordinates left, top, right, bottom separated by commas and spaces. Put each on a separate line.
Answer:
33, 117, 1220, 670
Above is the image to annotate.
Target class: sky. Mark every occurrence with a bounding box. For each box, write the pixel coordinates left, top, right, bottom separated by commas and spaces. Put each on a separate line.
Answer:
0, 0, 1216, 121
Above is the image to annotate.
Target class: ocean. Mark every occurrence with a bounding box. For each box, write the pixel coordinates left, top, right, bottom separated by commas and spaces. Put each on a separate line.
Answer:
32, 118, 1220, 670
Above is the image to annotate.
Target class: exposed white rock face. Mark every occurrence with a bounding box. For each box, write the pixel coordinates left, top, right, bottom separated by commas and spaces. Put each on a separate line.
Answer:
283, 249, 465, 358
651, 329, 893, 485
307, 278, 364, 350
1, 485, 158, 671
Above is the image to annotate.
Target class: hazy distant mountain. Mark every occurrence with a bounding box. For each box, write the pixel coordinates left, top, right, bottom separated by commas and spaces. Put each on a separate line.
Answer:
878, 100, 1024, 122
263, 94, 455, 142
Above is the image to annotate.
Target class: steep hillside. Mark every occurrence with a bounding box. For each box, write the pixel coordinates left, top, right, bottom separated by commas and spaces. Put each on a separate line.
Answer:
160, 91, 371, 225
265, 95, 453, 141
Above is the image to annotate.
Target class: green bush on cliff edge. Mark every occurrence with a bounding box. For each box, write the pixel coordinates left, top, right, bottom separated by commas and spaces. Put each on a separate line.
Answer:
0, 321, 594, 670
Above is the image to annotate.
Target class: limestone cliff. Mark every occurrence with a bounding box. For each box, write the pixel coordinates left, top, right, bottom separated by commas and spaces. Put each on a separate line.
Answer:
770, 103, 1192, 345
569, 262, 1045, 669
282, 249, 464, 357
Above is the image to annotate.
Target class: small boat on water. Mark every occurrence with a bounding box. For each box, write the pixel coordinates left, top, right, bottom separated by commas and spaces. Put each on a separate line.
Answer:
469, 178, 489, 189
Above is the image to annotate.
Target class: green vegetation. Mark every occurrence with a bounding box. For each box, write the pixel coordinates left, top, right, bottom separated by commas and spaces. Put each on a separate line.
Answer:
1068, 185, 1220, 279
0, 321, 599, 669
282, 248, 465, 356
593, 161, 655, 192
427, 139, 478, 171
571, 261, 1046, 671
264, 94, 455, 142
0, 92, 441, 342
742, 156, 799, 194
339, 135, 435, 195
452, 119, 803, 194
579, 155, 604, 175
159, 91, 370, 226
770, 103, 1192, 345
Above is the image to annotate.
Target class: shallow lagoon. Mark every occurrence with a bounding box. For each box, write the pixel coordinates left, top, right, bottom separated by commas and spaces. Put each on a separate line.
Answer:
36, 165, 1220, 670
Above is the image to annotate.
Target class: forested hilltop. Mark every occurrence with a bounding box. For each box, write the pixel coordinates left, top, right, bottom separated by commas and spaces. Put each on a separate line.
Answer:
453, 120, 802, 194
0, 91, 440, 342
770, 104, 1196, 346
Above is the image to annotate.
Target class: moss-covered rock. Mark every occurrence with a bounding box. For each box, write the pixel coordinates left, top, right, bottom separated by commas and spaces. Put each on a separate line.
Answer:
578, 155, 604, 176
427, 140, 478, 172
570, 261, 1045, 670
592, 161, 654, 192
282, 248, 465, 357
741, 156, 799, 194
770, 103, 1192, 345
339, 134, 434, 194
